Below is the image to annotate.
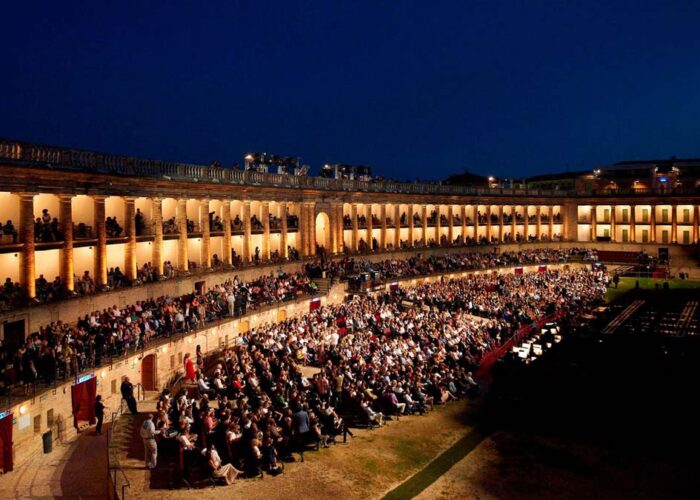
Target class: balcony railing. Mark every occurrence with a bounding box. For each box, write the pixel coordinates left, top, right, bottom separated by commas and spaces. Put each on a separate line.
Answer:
1, 138, 570, 197
5, 138, 700, 198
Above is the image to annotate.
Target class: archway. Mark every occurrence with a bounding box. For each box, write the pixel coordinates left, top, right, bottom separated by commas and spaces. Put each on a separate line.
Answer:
315, 212, 331, 251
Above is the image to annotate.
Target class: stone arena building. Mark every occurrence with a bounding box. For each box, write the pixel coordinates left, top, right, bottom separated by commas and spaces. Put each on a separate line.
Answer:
1, 138, 699, 481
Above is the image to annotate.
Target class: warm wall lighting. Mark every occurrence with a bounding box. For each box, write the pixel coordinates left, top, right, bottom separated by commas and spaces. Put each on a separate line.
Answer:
100, 369, 107, 378
19, 405, 27, 415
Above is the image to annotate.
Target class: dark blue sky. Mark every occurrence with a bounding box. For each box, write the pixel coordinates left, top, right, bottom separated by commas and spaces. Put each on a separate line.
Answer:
2, 1, 699, 180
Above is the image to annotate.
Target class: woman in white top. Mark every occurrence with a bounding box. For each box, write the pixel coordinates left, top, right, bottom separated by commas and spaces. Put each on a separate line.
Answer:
208, 445, 242, 484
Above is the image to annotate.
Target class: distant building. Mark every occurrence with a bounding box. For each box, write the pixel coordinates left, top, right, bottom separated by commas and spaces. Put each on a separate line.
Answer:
526, 158, 700, 194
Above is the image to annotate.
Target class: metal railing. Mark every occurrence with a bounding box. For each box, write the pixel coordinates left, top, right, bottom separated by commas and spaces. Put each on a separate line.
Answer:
3, 138, 700, 198
1, 138, 572, 197
107, 398, 131, 500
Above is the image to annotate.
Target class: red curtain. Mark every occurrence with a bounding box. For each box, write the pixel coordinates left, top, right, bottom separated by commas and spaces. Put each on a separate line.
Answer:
309, 298, 321, 311
539, 265, 547, 273
71, 377, 97, 429
514, 267, 523, 275
0, 412, 12, 472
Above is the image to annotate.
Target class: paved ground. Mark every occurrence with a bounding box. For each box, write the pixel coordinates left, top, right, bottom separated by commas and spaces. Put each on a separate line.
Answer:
0, 423, 110, 499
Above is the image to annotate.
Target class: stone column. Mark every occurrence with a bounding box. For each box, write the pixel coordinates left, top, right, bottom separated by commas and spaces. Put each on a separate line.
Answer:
124, 197, 137, 280
421, 205, 428, 245
671, 204, 678, 244
328, 205, 336, 253
472, 205, 479, 241
694, 205, 699, 244
94, 196, 107, 288
297, 203, 304, 256
407, 204, 414, 247
337, 203, 345, 253
511, 205, 517, 239
629, 205, 636, 242
351, 203, 358, 252
590, 206, 597, 241
152, 197, 164, 275
19, 193, 36, 298
650, 206, 656, 243
447, 206, 454, 245
177, 198, 189, 271
242, 201, 251, 262
280, 201, 288, 258
391, 204, 399, 249
433, 205, 442, 246
200, 201, 211, 268
261, 201, 270, 260
435, 205, 442, 245
307, 202, 316, 256
485, 206, 492, 242
535, 206, 542, 241
610, 205, 616, 242
58, 194, 74, 292
548, 206, 554, 239
366, 204, 373, 251
219, 200, 231, 266
380, 204, 387, 249
562, 202, 577, 242
498, 205, 504, 242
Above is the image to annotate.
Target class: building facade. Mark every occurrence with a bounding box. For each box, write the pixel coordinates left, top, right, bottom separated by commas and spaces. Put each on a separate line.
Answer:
1, 138, 700, 472
1, 140, 699, 306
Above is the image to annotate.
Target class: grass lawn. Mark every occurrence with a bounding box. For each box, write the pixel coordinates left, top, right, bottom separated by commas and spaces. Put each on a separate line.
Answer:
606, 277, 700, 303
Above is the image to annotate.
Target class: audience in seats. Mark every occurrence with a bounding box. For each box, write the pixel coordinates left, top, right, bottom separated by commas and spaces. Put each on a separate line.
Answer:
145, 266, 605, 484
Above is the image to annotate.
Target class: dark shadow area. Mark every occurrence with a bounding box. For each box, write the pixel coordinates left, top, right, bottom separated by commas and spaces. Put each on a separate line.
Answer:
57, 423, 112, 499
483, 289, 700, 497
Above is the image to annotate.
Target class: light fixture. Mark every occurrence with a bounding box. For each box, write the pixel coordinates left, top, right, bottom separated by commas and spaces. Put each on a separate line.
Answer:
101, 370, 107, 378
19, 405, 27, 415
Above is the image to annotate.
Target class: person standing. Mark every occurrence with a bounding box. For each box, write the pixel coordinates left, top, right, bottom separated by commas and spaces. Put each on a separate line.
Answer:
121, 376, 138, 414
140, 413, 159, 469
94, 395, 105, 434
227, 291, 236, 317
184, 353, 196, 381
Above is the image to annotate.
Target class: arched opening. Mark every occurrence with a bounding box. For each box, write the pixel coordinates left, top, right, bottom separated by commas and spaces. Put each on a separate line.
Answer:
315, 212, 331, 251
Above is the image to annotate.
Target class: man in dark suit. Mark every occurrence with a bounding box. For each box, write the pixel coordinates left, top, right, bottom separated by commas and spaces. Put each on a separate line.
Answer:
121, 376, 138, 414
292, 403, 311, 451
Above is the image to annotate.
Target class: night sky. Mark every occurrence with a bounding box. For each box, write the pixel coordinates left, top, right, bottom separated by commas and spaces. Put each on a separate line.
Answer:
1, 1, 699, 180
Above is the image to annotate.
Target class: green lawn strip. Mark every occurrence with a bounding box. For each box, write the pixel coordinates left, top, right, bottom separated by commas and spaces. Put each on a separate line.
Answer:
382, 427, 491, 500
606, 277, 700, 303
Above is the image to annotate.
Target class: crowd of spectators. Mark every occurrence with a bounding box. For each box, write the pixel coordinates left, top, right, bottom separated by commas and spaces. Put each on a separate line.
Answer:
323, 247, 596, 282
0, 247, 602, 397
148, 265, 607, 482
0, 270, 317, 391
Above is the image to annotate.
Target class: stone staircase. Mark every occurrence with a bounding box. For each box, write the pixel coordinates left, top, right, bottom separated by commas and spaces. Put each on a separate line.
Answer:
108, 398, 159, 498
312, 277, 332, 296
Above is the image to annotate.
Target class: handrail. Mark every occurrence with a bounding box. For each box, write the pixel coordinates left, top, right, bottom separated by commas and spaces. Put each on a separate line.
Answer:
107, 398, 130, 499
